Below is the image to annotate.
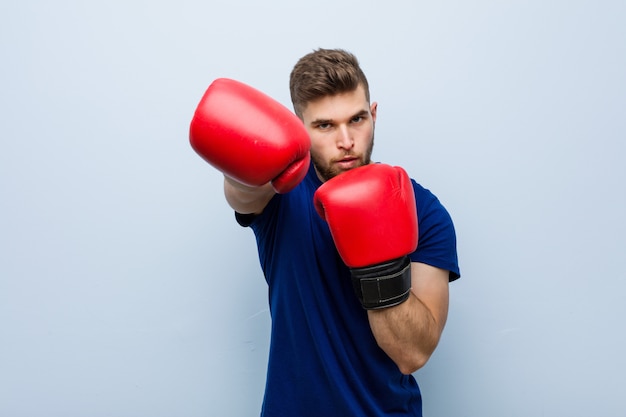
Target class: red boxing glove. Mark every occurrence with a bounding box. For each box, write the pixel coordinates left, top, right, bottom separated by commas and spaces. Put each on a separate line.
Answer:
314, 164, 418, 309
189, 78, 311, 193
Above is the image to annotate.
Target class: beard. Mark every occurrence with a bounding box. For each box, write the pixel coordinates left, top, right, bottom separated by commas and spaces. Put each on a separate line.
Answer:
312, 134, 375, 182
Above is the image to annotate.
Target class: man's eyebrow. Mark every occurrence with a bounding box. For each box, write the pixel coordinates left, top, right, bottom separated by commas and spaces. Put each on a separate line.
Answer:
310, 118, 333, 126
310, 110, 370, 126
353, 109, 370, 118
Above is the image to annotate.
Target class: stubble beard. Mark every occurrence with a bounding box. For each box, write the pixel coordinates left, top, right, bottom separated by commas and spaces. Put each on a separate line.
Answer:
312, 134, 375, 182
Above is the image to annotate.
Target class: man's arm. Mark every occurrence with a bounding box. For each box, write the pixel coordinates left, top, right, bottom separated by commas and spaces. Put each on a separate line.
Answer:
224, 176, 275, 215
367, 262, 449, 375
313, 163, 450, 374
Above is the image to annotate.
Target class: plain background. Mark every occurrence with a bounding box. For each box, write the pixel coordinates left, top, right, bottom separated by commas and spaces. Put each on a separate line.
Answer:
2, 0, 625, 416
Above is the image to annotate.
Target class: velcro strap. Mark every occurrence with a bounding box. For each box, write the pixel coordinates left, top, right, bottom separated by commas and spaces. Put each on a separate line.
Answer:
350, 256, 412, 310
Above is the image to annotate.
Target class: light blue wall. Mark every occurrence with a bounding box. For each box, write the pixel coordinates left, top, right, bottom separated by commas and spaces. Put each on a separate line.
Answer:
1, 1, 625, 416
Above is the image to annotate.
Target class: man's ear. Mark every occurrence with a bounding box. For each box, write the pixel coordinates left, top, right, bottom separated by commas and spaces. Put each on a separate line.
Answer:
370, 102, 378, 122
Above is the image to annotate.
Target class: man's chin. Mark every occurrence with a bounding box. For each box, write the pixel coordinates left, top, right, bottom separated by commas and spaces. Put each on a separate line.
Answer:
314, 158, 371, 182
314, 166, 340, 182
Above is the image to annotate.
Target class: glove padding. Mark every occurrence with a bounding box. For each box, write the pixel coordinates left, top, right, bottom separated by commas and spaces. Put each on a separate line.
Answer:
189, 78, 310, 193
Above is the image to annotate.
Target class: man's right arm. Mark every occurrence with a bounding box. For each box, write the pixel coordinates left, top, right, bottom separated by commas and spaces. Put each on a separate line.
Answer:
224, 176, 275, 215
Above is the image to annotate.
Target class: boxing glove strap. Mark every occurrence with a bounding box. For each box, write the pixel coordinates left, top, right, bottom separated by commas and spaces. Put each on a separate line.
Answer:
350, 256, 412, 310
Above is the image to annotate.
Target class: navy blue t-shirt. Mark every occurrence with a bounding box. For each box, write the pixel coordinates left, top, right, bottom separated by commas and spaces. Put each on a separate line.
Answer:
237, 163, 460, 417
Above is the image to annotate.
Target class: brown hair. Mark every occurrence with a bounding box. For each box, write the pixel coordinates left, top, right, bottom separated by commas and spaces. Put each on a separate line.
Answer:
289, 48, 370, 118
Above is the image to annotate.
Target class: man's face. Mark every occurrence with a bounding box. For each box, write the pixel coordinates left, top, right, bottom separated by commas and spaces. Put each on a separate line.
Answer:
301, 85, 377, 182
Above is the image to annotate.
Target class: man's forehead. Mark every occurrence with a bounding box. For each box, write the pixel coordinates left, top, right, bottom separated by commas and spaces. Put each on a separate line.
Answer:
302, 87, 370, 122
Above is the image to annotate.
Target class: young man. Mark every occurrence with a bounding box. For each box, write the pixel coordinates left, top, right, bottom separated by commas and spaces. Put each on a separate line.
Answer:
190, 48, 460, 416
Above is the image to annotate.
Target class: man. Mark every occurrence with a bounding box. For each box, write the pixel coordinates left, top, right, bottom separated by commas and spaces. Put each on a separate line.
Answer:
190, 48, 460, 416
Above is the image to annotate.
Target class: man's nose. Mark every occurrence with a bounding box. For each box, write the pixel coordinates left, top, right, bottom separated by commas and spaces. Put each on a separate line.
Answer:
337, 126, 354, 149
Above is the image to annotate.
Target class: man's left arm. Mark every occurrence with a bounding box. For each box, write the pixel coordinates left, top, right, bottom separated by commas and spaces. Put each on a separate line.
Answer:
313, 163, 453, 375
367, 262, 450, 375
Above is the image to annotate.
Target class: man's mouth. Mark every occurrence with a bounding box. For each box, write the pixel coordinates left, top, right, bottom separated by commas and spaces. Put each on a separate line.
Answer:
335, 156, 359, 169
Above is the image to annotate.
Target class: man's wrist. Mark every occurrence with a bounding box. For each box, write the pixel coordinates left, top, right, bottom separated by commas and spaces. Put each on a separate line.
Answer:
350, 256, 412, 310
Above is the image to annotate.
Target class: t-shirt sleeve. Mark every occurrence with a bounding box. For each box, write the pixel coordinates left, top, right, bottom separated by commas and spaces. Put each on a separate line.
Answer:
235, 211, 257, 227
409, 183, 461, 282
234, 193, 282, 228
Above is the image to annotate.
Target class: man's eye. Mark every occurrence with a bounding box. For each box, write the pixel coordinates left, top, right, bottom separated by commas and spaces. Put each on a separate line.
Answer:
318, 123, 331, 129
351, 116, 363, 123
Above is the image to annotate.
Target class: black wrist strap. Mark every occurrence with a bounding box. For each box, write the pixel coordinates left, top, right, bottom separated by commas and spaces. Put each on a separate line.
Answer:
350, 256, 412, 310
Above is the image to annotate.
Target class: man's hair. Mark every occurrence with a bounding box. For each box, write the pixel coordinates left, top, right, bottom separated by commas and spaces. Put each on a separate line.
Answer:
289, 48, 370, 118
